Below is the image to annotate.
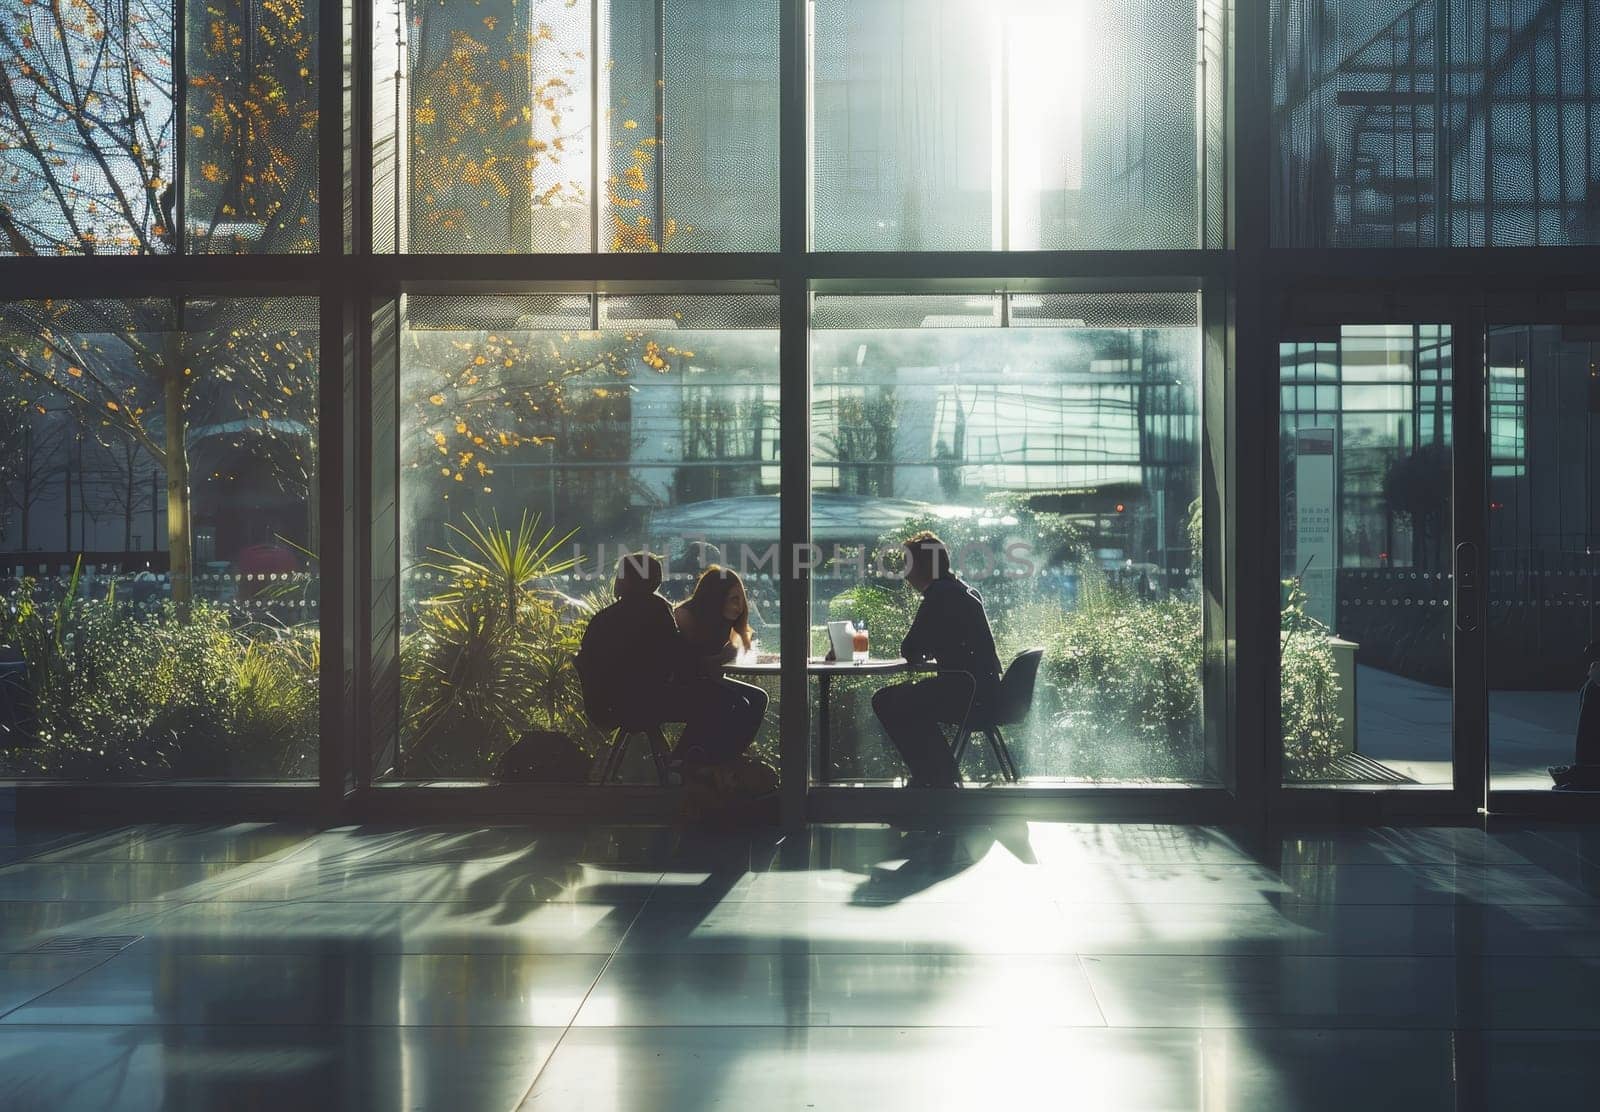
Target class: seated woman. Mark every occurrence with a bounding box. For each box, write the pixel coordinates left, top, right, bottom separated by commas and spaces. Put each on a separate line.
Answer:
670, 566, 770, 768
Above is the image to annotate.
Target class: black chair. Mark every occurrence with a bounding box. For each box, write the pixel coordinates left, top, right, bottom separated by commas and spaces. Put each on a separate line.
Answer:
951, 648, 1044, 783
596, 721, 674, 785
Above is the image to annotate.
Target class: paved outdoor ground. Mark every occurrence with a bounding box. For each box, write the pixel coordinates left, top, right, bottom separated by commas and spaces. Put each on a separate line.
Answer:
1355, 665, 1578, 788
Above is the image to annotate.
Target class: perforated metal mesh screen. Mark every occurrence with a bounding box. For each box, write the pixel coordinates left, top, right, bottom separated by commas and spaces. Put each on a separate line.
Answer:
406, 0, 593, 252
659, 0, 780, 251
0, 0, 175, 255
405, 293, 777, 330
185, 0, 323, 254
1011, 293, 1200, 330
599, 294, 779, 329
400, 0, 778, 254
1273, 0, 1600, 246
404, 295, 593, 331
812, 296, 1002, 330
812, 0, 1199, 251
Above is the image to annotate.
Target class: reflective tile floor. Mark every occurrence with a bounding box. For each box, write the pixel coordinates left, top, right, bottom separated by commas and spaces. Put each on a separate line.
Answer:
1, 820, 1599, 1110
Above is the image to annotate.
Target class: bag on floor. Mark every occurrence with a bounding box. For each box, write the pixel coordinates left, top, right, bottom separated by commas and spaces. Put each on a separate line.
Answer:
494, 730, 592, 783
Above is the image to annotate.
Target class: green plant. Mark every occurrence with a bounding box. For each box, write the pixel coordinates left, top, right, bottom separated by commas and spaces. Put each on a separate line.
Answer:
1279, 576, 1346, 776
0, 569, 319, 779
1044, 563, 1204, 780
400, 511, 601, 775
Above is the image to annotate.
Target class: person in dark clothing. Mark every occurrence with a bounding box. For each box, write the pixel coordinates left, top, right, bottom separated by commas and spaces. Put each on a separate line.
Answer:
671, 566, 769, 767
871, 531, 1002, 788
574, 552, 684, 733
1550, 640, 1600, 791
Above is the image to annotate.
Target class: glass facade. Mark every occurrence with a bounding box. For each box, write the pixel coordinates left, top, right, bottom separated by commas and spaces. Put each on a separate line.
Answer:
0, 0, 1595, 820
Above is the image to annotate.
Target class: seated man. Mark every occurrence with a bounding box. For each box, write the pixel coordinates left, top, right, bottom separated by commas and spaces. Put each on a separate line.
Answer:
1551, 640, 1600, 791
574, 552, 684, 736
871, 531, 1002, 788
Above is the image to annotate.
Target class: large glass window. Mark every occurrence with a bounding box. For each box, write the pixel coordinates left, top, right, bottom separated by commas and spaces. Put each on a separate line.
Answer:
401, 0, 778, 253
812, 0, 1201, 251
392, 293, 779, 778
808, 293, 1207, 783
1273, 0, 1600, 246
0, 297, 320, 779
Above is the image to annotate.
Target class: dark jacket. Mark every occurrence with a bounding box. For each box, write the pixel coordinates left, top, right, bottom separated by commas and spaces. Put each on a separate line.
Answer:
574, 593, 683, 730
901, 576, 1002, 703
1579, 673, 1600, 766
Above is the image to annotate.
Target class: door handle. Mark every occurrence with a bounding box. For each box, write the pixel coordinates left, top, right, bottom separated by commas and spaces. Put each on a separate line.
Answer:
1453, 541, 1479, 633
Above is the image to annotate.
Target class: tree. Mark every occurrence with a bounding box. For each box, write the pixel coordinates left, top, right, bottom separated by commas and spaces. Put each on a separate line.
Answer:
408, 0, 687, 253
1384, 442, 1451, 570
84, 430, 156, 550
0, 0, 320, 613
0, 395, 70, 549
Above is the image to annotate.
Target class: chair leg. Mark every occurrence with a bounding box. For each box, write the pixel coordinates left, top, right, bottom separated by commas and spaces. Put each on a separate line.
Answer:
952, 728, 974, 771
646, 726, 671, 786
600, 728, 629, 784
988, 727, 1020, 783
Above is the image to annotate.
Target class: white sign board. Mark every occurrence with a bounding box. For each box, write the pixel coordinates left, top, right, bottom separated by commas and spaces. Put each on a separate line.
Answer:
1294, 427, 1337, 629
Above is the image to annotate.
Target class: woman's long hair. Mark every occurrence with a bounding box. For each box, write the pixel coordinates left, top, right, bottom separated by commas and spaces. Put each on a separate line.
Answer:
679, 565, 753, 651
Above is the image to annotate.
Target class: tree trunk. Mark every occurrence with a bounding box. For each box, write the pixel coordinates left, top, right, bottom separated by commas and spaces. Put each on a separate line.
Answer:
123, 458, 134, 552
164, 370, 193, 618
19, 423, 30, 550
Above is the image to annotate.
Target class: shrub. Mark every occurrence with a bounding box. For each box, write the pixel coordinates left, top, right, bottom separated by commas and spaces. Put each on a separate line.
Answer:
400, 512, 604, 776
1043, 565, 1204, 780
1279, 577, 1346, 776
0, 571, 318, 779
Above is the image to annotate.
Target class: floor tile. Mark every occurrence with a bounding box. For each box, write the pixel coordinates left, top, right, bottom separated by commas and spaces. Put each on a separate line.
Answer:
619, 899, 1072, 955
576, 953, 1105, 1028
123, 898, 643, 955
27, 823, 316, 865
0, 901, 174, 953
2, 950, 610, 1027
0, 861, 275, 903
1276, 863, 1600, 906
0, 1024, 561, 1112
1482, 1031, 1600, 1107
0, 954, 115, 1016
1078, 954, 1460, 1028
208, 857, 664, 905
522, 1026, 1459, 1112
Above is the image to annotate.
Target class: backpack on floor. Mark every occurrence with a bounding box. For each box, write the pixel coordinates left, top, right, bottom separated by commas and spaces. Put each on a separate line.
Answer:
494, 730, 592, 783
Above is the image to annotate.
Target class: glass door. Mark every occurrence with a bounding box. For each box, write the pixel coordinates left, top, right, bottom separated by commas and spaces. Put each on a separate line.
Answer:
1275, 303, 1487, 812
1484, 322, 1600, 795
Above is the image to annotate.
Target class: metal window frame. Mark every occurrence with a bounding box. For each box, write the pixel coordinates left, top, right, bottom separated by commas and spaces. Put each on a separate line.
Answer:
4, 0, 1597, 828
